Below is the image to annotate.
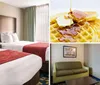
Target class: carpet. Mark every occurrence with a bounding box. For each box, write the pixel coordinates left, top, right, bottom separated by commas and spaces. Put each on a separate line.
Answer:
37, 72, 49, 85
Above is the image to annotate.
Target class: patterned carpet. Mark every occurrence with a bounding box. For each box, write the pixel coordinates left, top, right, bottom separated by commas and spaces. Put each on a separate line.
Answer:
37, 73, 49, 85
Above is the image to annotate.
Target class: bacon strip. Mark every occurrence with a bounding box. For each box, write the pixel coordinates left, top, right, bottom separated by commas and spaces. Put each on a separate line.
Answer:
59, 35, 76, 42
64, 35, 76, 42
66, 29, 77, 35
72, 10, 87, 19
58, 25, 80, 36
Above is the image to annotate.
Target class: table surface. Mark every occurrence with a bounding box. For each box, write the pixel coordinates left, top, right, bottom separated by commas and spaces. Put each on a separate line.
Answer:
66, 76, 99, 85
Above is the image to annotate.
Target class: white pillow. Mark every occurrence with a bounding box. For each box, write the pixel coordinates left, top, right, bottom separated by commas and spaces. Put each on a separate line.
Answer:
1, 33, 13, 43
12, 33, 19, 42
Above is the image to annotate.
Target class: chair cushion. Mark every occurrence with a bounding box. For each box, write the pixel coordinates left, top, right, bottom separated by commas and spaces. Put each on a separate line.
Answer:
56, 61, 82, 70
56, 69, 88, 77
73, 69, 88, 74
56, 70, 74, 77
71, 62, 82, 69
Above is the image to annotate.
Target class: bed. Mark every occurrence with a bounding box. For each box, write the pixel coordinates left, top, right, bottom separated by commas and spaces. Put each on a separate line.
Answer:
0, 15, 49, 73
0, 41, 49, 62
0, 41, 49, 73
0, 49, 42, 85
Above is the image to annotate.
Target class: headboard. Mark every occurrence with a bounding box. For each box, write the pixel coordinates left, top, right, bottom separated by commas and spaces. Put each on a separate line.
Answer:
0, 15, 16, 42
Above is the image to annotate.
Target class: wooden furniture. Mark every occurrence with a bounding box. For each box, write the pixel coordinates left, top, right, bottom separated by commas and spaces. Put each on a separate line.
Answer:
41, 61, 49, 73
66, 77, 99, 85
0, 15, 40, 85
0, 15, 16, 42
0, 15, 16, 33
23, 72, 39, 85
0, 15, 49, 85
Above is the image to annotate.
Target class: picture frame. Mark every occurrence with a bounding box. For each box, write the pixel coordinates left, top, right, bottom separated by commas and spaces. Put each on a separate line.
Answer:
63, 46, 77, 58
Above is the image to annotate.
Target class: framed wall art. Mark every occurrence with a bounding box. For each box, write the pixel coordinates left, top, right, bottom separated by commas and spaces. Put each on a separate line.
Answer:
63, 46, 77, 58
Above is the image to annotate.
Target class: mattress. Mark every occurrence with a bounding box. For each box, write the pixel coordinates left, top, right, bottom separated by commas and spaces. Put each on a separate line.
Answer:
0, 49, 42, 85
0, 41, 49, 61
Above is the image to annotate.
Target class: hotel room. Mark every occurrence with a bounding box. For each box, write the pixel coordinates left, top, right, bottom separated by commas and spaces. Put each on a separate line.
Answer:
0, 0, 49, 85
51, 44, 100, 85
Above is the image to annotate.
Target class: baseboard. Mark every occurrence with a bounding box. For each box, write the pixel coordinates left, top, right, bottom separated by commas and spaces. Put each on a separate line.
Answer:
90, 75, 100, 81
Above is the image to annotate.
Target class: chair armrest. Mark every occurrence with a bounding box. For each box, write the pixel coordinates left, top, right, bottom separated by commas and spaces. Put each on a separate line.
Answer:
83, 66, 89, 71
53, 64, 56, 77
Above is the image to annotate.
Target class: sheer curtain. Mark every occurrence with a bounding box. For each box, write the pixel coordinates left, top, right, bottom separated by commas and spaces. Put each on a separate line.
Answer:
35, 4, 49, 42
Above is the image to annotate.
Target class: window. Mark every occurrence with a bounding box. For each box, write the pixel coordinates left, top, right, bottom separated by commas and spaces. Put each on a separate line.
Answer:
35, 4, 49, 42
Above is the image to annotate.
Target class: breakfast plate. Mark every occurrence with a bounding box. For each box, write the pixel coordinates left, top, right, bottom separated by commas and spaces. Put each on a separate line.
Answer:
50, 10, 100, 42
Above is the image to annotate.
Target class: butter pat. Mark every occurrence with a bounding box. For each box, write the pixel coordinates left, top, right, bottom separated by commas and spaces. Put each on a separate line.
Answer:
56, 16, 73, 27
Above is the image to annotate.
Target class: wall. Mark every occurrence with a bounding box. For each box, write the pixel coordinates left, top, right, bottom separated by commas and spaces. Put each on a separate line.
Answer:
50, 0, 100, 16
84, 44, 100, 78
51, 44, 84, 66
0, 2, 23, 40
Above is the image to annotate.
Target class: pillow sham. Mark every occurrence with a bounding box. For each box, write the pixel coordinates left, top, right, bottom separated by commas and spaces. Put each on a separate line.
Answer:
12, 33, 19, 42
1, 33, 13, 43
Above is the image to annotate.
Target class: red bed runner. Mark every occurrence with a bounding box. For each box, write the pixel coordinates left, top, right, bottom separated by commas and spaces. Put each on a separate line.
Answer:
23, 43, 49, 62
0, 50, 30, 64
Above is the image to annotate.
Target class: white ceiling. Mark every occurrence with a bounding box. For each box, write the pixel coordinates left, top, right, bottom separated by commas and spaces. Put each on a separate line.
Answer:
0, 0, 49, 8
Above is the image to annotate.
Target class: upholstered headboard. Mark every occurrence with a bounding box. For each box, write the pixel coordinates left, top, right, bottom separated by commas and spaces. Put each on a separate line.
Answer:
0, 15, 16, 42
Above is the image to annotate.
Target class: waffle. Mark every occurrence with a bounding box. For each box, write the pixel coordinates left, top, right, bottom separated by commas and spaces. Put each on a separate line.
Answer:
50, 12, 100, 42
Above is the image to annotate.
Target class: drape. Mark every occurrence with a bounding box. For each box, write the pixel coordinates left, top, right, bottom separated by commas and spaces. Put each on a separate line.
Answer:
24, 4, 49, 42
24, 7, 36, 41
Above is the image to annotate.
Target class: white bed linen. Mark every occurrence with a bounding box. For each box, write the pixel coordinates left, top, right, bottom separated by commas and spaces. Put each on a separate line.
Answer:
0, 41, 49, 61
0, 49, 42, 85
